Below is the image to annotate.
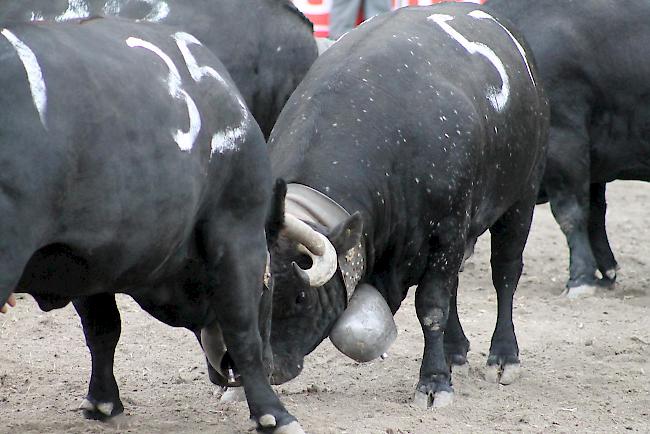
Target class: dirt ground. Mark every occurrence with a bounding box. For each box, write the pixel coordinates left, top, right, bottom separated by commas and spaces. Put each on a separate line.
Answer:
1, 180, 648, 434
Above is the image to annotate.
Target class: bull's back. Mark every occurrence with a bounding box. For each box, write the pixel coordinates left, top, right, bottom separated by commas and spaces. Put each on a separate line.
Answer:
487, 0, 650, 181
0, 0, 318, 137
0, 18, 265, 279
272, 4, 546, 229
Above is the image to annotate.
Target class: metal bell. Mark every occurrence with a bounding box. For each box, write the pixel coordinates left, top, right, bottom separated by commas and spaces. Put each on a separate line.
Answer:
329, 284, 398, 362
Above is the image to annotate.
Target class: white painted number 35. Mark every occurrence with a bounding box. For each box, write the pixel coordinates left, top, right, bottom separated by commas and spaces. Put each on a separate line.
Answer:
127, 32, 247, 156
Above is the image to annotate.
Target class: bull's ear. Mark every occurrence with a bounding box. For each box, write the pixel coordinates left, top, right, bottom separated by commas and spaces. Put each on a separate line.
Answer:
328, 212, 363, 254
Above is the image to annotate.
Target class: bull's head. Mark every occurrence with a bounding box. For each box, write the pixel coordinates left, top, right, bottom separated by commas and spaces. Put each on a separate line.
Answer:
268, 184, 396, 384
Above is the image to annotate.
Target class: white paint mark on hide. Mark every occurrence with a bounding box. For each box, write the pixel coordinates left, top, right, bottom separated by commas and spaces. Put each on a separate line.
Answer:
173, 31, 248, 118
102, 0, 122, 15
139, 0, 170, 22
55, 0, 90, 22
30, 11, 45, 21
173, 31, 248, 159
427, 13, 509, 112
1, 29, 47, 128
173, 32, 228, 86
468, 10, 535, 86
211, 124, 244, 157
126, 36, 200, 152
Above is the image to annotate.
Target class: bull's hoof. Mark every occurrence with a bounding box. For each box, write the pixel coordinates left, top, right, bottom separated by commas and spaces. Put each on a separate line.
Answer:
79, 396, 124, 421
485, 362, 521, 385
255, 413, 302, 434
413, 389, 454, 409
219, 386, 247, 402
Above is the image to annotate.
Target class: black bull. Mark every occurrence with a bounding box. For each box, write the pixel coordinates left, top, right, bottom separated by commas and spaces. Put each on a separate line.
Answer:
486, 0, 650, 297
267, 3, 549, 408
0, 18, 302, 433
0, 0, 318, 138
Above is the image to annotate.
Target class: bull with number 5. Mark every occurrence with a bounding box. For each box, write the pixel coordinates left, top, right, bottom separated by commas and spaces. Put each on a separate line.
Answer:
265, 3, 548, 408
0, 17, 303, 433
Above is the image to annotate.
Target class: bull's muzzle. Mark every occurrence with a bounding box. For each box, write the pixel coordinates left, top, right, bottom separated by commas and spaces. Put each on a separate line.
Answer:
329, 284, 397, 362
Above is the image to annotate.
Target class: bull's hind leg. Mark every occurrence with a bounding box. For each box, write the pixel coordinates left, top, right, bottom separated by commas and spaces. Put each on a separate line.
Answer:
588, 183, 618, 287
202, 225, 302, 434
413, 232, 466, 409
73, 294, 124, 420
544, 125, 600, 297
485, 199, 535, 385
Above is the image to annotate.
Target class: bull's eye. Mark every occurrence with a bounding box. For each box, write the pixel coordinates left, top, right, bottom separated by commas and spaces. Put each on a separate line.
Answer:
295, 291, 307, 304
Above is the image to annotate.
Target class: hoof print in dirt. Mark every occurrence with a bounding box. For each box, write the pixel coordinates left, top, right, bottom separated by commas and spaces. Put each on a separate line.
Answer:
564, 284, 598, 299
485, 362, 521, 385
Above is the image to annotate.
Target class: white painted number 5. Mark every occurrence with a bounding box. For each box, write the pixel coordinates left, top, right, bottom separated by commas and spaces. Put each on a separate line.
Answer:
428, 12, 509, 112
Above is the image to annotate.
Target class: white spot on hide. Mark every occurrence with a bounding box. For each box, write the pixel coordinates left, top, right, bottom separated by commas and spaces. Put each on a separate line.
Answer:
1, 29, 47, 128
211, 124, 244, 158
30, 11, 45, 21
126, 36, 200, 151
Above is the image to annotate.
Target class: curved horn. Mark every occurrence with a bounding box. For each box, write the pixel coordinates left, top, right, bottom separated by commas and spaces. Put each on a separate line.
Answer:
283, 214, 337, 287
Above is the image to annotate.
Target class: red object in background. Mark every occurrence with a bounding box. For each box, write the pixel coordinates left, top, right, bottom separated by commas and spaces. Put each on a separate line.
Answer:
292, 0, 486, 37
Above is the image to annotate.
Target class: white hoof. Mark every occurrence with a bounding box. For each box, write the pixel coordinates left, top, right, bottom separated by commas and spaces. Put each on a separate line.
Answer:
605, 269, 617, 280
274, 421, 306, 434
79, 398, 95, 411
220, 387, 246, 403
412, 390, 432, 409
259, 414, 277, 428
499, 363, 521, 385
484, 364, 500, 383
96, 402, 114, 416
432, 390, 453, 408
564, 284, 597, 299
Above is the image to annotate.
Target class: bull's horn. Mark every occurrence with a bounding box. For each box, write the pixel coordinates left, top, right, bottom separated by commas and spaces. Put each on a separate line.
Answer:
283, 214, 337, 287
329, 284, 397, 363
200, 322, 227, 377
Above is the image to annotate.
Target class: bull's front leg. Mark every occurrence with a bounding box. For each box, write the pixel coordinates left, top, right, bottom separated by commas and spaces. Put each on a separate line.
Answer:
202, 226, 302, 434
73, 293, 123, 420
413, 240, 465, 409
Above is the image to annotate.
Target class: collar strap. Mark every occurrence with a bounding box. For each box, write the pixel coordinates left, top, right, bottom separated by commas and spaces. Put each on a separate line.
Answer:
285, 183, 365, 299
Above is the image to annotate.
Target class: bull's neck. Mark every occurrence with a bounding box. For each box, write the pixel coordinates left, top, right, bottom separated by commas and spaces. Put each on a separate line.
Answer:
284, 183, 366, 298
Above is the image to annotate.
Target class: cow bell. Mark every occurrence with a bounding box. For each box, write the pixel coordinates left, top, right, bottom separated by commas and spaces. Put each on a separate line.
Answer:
329, 284, 397, 363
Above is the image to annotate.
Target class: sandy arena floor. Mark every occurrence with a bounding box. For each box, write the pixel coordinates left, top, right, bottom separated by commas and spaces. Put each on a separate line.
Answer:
1, 180, 648, 433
